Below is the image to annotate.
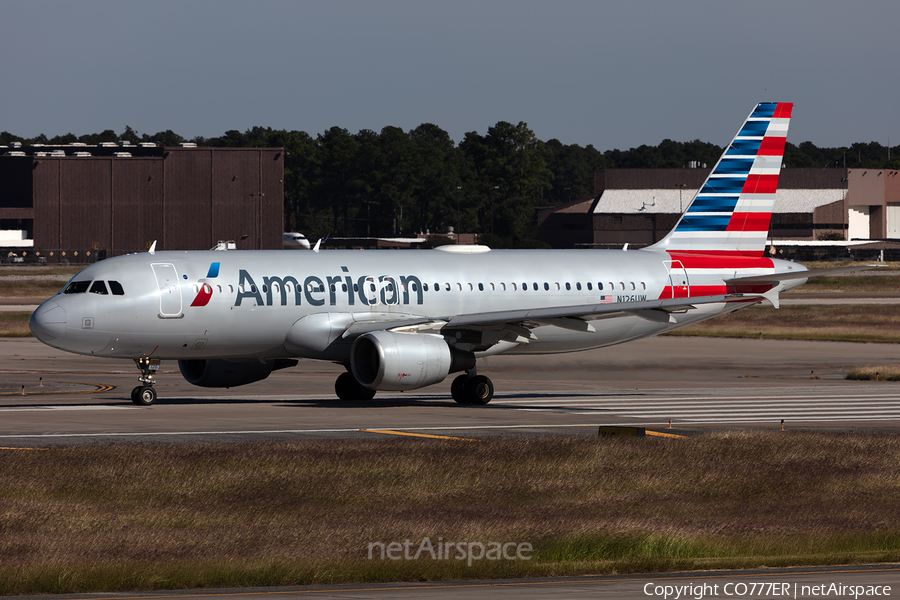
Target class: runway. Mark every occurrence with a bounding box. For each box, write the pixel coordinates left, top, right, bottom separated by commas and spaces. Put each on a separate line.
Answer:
1, 336, 898, 446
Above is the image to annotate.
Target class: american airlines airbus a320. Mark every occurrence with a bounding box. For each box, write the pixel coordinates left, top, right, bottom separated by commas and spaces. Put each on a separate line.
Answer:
29, 103, 852, 406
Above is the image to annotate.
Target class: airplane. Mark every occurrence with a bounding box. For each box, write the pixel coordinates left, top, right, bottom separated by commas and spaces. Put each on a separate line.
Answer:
282, 232, 311, 249
29, 102, 859, 407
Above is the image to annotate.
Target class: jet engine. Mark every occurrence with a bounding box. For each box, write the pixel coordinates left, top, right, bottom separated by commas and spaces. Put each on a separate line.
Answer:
178, 358, 298, 388
350, 331, 475, 391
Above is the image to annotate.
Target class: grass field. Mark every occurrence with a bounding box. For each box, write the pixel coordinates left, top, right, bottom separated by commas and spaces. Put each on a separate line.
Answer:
845, 365, 900, 381
1, 433, 899, 594
666, 304, 900, 343
0, 312, 33, 337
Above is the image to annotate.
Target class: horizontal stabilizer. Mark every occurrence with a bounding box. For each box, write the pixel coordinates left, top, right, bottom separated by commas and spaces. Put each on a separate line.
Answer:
725, 264, 883, 285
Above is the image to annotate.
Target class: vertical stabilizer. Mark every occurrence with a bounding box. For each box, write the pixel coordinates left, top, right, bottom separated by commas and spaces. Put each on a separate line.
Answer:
648, 102, 792, 256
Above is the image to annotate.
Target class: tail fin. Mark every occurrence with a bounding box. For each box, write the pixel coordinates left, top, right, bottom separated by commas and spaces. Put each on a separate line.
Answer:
649, 102, 792, 256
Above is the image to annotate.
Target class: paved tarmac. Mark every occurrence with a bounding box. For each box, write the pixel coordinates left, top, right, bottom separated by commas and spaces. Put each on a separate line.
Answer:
4, 564, 899, 600
2, 335, 898, 447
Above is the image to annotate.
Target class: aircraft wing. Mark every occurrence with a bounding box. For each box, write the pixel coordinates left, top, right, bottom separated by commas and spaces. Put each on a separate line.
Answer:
342, 293, 759, 339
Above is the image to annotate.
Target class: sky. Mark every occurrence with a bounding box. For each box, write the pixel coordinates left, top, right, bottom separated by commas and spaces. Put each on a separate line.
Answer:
2, 0, 898, 152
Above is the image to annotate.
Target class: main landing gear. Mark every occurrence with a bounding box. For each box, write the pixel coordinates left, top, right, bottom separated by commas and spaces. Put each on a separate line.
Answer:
131, 357, 159, 406
450, 370, 494, 405
334, 371, 377, 401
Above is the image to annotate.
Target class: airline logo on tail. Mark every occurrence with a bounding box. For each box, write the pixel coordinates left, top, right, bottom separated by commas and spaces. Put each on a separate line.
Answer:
654, 102, 792, 256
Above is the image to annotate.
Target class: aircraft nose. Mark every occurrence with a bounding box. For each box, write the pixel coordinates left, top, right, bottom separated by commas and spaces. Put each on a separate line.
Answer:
30, 301, 67, 342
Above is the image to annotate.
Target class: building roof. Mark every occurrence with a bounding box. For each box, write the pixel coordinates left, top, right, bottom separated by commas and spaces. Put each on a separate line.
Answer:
592, 188, 845, 215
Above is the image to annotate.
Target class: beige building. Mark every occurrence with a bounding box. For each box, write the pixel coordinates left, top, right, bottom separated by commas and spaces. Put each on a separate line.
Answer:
538, 167, 900, 251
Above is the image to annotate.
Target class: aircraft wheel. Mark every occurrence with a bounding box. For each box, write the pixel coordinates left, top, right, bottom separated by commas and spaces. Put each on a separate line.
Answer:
335, 372, 376, 401
451, 374, 470, 404
465, 375, 494, 405
132, 385, 156, 406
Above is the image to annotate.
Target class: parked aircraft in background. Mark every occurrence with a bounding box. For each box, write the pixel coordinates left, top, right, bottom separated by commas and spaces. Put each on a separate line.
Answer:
31, 103, 855, 407
283, 232, 311, 249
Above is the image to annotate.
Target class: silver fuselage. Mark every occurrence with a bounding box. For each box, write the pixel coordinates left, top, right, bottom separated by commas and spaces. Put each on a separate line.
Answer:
29, 247, 806, 362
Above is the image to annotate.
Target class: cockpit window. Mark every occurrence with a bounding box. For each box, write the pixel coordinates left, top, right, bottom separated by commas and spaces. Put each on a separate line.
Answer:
89, 281, 109, 295
63, 281, 91, 294
108, 280, 125, 296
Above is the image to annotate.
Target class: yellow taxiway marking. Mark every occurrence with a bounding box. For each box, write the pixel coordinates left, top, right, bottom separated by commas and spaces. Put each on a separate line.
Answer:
0, 446, 49, 451
361, 429, 478, 441
646, 430, 688, 439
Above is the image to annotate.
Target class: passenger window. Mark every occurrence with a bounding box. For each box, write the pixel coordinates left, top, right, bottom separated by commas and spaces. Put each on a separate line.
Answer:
478, 283, 484, 291
64, 281, 91, 294
576, 282, 581, 291
587, 282, 592, 291
544, 282, 549, 291
445, 283, 450, 291
423, 283, 429, 292
533, 283, 538, 291
630, 282, 635, 291
108, 280, 125, 295
566, 283, 571, 291
641, 282, 646, 290
89, 281, 108, 295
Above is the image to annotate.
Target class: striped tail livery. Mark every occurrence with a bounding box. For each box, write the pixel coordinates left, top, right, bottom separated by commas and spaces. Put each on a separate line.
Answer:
651, 102, 792, 256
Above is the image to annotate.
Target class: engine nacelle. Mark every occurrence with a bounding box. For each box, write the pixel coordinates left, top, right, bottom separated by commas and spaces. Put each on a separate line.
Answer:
178, 358, 298, 388
351, 331, 475, 391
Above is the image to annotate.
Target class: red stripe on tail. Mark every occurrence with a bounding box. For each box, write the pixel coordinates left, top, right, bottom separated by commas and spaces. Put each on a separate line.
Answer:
726, 212, 772, 232
773, 103, 793, 118
757, 136, 786, 156
742, 174, 779, 194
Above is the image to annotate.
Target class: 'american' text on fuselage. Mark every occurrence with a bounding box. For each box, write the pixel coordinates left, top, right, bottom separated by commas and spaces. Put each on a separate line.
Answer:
234, 268, 424, 307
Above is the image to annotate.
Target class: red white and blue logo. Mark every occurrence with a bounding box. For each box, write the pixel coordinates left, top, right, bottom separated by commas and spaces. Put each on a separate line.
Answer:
190, 262, 220, 307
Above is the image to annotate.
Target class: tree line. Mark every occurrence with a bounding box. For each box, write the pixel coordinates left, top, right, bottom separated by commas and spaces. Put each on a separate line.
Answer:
3, 125, 899, 248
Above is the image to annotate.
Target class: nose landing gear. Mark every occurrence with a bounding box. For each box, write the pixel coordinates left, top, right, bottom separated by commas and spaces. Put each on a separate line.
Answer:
131, 357, 160, 406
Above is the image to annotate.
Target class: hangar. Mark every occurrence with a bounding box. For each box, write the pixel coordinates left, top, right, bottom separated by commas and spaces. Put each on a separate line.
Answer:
539, 167, 900, 253
0, 143, 284, 261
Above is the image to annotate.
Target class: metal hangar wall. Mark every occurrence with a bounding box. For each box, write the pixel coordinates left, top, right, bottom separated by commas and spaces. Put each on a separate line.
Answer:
0, 144, 284, 259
